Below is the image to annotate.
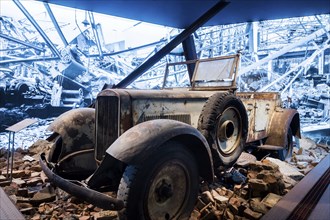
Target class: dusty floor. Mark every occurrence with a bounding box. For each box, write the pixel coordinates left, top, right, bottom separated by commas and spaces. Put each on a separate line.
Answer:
0, 120, 329, 219
0, 138, 330, 220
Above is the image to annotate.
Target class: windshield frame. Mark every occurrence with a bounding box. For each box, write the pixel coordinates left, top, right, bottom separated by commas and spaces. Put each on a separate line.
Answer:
162, 54, 240, 91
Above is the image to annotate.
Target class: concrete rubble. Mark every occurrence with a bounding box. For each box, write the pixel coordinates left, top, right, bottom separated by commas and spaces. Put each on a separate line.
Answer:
189, 136, 329, 219
0, 136, 328, 219
0, 146, 118, 220
190, 158, 286, 220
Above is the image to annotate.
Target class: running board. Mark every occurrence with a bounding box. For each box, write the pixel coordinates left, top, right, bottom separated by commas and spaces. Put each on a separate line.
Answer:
257, 145, 283, 150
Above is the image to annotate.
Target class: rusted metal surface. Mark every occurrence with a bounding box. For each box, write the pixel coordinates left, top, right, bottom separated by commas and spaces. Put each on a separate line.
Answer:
39, 153, 125, 210
38, 54, 301, 215
236, 92, 280, 100
238, 92, 279, 143
261, 154, 330, 220
95, 65, 301, 163
0, 187, 25, 220
98, 88, 217, 130
95, 94, 119, 162
257, 144, 285, 150
106, 119, 214, 182
237, 92, 300, 145
96, 87, 222, 159
48, 108, 95, 158
266, 109, 300, 147
133, 97, 209, 128
47, 108, 97, 178
107, 88, 216, 99
40, 119, 214, 210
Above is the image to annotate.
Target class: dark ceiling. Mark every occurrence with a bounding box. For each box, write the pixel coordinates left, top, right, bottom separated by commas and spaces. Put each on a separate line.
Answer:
40, 0, 330, 28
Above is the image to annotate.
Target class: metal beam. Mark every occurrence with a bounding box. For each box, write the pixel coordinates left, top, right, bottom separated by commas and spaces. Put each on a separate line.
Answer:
114, 0, 229, 88
13, 0, 61, 58
0, 47, 30, 52
89, 12, 104, 59
0, 33, 45, 52
0, 57, 60, 65
182, 35, 197, 80
43, 2, 68, 46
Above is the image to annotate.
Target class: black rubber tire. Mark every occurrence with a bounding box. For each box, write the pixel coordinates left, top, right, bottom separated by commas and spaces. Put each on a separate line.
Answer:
117, 141, 199, 220
15, 83, 29, 96
277, 127, 293, 161
198, 92, 248, 167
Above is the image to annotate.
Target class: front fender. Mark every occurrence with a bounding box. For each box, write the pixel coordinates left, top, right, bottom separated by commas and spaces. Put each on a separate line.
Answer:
107, 119, 214, 182
47, 108, 95, 161
266, 109, 301, 147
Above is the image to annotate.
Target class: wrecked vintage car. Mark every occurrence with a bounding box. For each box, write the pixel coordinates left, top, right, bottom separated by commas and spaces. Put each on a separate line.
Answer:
0, 67, 32, 106
39, 54, 300, 219
0, 67, 48, 107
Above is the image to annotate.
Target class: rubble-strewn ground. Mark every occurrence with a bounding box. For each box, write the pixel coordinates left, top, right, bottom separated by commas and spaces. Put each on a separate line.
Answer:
0, 125, 329, 220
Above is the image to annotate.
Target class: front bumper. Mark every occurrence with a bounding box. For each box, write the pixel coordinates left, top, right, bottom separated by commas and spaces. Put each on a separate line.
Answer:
39, 153, 125, 211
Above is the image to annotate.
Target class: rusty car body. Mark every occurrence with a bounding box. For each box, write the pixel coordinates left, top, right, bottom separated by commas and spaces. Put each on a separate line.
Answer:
39, 53, 300, 219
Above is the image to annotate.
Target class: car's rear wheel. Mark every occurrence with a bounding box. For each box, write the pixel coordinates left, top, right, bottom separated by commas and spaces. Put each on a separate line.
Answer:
117, 141, 199, 220
15, 83, 29, 96
198, 92, 248, 167
277, 127, 293, 161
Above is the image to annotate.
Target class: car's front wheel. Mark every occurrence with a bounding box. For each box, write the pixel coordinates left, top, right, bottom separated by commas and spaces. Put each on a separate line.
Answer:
117, 141, 199, 220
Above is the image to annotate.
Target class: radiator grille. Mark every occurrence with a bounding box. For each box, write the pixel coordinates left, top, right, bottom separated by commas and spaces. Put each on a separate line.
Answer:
143, 114, 191, 125
95, 96, 119, 161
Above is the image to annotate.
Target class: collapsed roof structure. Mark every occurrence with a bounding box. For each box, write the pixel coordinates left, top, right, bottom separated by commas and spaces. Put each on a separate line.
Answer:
0, 0, 329, 140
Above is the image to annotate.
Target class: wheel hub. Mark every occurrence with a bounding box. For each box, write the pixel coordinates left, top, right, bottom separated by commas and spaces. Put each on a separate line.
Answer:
219, 120, 235, 141
155, 180, 173, 203
216, 107, 241, 154
146, 162, 188, 219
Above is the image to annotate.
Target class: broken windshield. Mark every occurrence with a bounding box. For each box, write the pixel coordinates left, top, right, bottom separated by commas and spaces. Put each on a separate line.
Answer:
162, 62, 191, 88
194, 57, 235, 82
162, 54, 239, 89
